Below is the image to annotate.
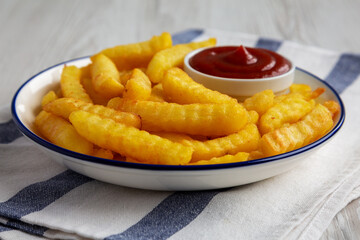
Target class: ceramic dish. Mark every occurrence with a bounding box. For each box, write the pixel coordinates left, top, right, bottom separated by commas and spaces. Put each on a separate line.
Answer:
11, 57, 345, 191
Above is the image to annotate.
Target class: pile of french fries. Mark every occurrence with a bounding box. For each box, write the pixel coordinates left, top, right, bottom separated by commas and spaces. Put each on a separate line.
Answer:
35, 32, 340, 165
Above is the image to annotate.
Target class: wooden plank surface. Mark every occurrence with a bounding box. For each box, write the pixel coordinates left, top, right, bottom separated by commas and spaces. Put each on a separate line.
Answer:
1, 0, 359, 238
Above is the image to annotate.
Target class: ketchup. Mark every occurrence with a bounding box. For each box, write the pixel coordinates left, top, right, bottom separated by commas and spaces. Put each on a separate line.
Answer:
189, 45, 291, 79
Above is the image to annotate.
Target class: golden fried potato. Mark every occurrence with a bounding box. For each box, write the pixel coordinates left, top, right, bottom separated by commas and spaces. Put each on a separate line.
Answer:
146, 45, 192, 83
91, 54, 124, 98
100, 32, 172, 71
247, 110, 259, 124
243, 89, 274, 116
92, 147, 114, 160
43, 97, 141, 128
162, 67, 237, 104
289, 84, 325, 101
323, 100, 341, 118
79, 65, 111, 104
189, 152, 249, 165
260, 104, 333, 157
80, 64, 91, 79
41, 90, 58, 106
248, 150, 264, 160
123, 68, 152, 100
35, 111, 93, 155
108, 98, 248, 136
146, 38, 216, 83
81, 77, 112, 105
60, 65, 93, 103
259, 94, 315, 135
183, 38, 217, 50
148, 83, 165, 102
69, 110, 193, 165
156, 123, 260, 161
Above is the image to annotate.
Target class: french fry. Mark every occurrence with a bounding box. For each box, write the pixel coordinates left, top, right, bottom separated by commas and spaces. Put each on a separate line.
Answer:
91, 54, 124, 98
41, 90, 58, 106
248, 150, 264, 160
146, 45, 192, 83
148, 83, 165, 102
243, 89, 274, 116
43, 98, 141, 128
92, 147, 114, 160
289, 84, 325, 101
156, 123, 260, 161
323, 100, 341, 118
81, 77, 112, 105
247, 110, 259, 124
123, 68, 152, 100
80, 64, 91, 79
125, 156, 152, 164
162, 67, 237, 104
100, 32, 172, 71
260, 104, 333, 157
146, 38, 216, 83
69, 110, 193, 165
119, 69, 133, 86
60, 65, 93, 103
108, 98, 248, 136
259, 94, 315, 135
35, 111, 93, 155
183, 38, 217, 50
189, 152, 249, 165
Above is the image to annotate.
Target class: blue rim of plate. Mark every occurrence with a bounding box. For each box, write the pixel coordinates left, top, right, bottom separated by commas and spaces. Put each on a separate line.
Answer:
11, 56, 345, 171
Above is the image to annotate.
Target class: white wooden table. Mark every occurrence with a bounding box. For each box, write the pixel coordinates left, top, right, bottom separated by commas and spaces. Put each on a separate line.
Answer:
1, 0, 359, 238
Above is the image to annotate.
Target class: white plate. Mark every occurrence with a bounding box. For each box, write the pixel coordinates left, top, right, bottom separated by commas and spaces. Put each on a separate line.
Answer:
11, 57, 345, 191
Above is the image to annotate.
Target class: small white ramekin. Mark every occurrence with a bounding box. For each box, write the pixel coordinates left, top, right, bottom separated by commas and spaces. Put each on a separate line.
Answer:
184, 47, 296, 99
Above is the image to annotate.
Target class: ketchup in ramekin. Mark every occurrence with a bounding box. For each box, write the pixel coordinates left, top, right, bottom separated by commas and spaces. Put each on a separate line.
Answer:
188, 45, 292, 79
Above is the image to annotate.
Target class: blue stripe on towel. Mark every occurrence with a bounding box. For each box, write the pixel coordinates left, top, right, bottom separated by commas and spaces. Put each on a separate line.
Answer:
325, 53, 360, 93
172, 29, 204, 45
5, 219, 48, 236
105, 190, 220, 240
0, 119, 23, 143
255, 38, 282, 52
0, 170, 93, 220
0, 224, 12, 232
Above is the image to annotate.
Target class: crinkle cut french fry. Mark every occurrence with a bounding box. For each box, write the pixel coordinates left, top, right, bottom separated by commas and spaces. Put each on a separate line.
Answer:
100, 32, 172, 71
43, 98, 141, 128
60, 65, 93, 103
41, 90, 58, 106
243, 89, 274, 116
162, 67, 237, 104
148, 83, 165, 102
80, 64, 91, 79
123, 68, 152, 100
189, 152, 249, 165
259, 94, 315, 135
146, 38, 216, 84
323, 100, 341, 118
81, 77, 112, 106
92, 147, 114, 160
35, 111, 93, 155
157, 123, 260, 161
183, 38, 217, 50
260, 104, 333, 157
146, 45, 193, 84
247, 110, 259, 124
108, 98, 248, 136
289, 84, 325, 101
69, 110, 193, 165
91, 54, 124, 98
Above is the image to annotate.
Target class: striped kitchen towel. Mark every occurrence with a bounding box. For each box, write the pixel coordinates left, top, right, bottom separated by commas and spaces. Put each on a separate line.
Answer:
1, 29, 360, 240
